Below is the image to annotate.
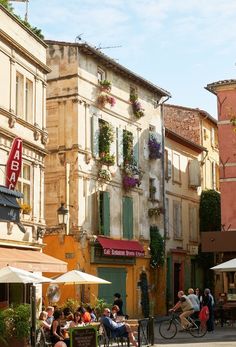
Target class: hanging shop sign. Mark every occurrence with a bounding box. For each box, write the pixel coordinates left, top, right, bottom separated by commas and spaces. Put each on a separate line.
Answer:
5, 137, 22, 190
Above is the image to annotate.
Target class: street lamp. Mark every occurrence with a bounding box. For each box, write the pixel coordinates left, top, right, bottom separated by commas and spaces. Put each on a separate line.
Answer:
57, 203, 69, 226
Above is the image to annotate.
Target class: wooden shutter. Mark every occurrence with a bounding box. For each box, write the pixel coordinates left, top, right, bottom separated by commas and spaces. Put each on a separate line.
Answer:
117, 127, 123, 166
189, 159, 201, 187
91, 115, 99, 158
122, 196, 133, 239
99, 191, 110, 236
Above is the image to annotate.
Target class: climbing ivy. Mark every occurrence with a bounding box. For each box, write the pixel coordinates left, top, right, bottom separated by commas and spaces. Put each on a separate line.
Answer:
140, 271, 149, 318
149, 226, 165, 268
199, 189, 221, 232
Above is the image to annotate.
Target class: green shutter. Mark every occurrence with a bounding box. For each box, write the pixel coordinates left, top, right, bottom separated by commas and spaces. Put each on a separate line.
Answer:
99, 191, 110, 236
123, 197, 133, 239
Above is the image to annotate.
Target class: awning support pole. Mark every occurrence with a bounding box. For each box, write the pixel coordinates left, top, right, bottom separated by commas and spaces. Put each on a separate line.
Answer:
30, 284, 36, 347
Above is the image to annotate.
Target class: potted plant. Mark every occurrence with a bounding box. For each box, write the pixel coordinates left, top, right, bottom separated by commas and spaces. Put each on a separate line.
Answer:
97, 94, 116, 108
99, 79, 112, 92
19, 203, 32, 214
0, 304, 31, 347
148, 136, 161, 159
130, 93, 145, 118
98, 168, 111, 181
148, 207, 164, 217
99, 153, 115, 166
149, 186, 157, 200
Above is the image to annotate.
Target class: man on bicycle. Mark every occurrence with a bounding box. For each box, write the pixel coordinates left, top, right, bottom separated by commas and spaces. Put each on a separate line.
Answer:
169, 290, 194, 330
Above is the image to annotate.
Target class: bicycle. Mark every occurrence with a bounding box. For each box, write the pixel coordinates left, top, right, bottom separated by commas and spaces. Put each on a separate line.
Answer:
159, 312, 207, 339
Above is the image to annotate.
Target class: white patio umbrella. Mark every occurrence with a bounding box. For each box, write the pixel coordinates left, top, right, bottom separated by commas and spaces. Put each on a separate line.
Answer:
53, 269, 111, 284
211, 258, 236, 272
0, 265, 54, 283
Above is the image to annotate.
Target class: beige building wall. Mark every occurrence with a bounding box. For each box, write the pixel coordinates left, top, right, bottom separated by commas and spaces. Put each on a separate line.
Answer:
44, 41, 170, 316
0, 5, 49, 246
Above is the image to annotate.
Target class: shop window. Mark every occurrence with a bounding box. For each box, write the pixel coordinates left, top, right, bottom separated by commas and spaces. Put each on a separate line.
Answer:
122, 196, 133, 239
99, 191, 110, 236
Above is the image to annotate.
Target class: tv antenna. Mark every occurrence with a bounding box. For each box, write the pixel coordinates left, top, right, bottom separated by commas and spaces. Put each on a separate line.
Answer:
75, 33, 84, 43
10, 0, 29, 22
96, 44, 122, 51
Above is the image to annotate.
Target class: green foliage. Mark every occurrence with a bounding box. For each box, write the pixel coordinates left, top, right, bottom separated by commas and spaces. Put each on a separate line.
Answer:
0, 0, 13, 11
93, 298, 110, 318
199, 189, 221, 232
149, 226, 165, 268
99, 120, 114, 163
0, 304, 30, 340
123, 130, 133, 163
62, 298, 80, 313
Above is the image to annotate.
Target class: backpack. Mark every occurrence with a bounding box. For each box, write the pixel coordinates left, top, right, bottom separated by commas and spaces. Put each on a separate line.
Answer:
199, 306, 209, 322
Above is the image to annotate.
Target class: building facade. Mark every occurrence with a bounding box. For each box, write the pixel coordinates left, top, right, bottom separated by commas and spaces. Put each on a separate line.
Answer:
43, 41, 170, 316
0, 5, 66, 307
163, 104, 219, 306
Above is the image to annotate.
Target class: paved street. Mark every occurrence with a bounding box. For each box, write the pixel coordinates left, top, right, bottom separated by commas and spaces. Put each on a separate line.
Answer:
154, 324, 236, 346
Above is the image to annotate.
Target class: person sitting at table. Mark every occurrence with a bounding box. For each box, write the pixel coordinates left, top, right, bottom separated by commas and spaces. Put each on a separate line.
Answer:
110, 305, 120, 321
69, 311, 85, 328
51, 310, 69, 347
78, 306, 91, 323
87, 305, 97, 322
101, 308, 138, 347
39, 310, 51, 331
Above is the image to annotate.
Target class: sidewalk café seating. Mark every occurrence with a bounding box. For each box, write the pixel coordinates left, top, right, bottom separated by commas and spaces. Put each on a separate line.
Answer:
99, 323, 130, 347
36, 327, 53, 347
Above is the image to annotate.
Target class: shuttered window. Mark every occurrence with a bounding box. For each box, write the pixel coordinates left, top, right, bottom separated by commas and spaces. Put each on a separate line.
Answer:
99, 191, 110, 236
122, 196, 133, 239
173, 200, 182, 239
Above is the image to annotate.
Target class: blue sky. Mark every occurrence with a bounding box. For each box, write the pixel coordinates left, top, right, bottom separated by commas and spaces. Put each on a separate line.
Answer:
12, 0, 236, 117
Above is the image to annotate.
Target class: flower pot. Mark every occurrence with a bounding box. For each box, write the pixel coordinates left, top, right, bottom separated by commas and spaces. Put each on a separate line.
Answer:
8, 337, 28, 347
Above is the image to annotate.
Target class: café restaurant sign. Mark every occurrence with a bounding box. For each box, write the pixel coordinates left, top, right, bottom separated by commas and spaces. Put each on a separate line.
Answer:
5, 137, 22, 190
104, 248, 144, 257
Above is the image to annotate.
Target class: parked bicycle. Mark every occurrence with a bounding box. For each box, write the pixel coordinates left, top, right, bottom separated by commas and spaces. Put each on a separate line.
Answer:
159, 312, 207, 339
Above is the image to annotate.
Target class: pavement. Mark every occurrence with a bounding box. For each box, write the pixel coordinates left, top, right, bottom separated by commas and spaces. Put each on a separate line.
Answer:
153, 322, 236, 347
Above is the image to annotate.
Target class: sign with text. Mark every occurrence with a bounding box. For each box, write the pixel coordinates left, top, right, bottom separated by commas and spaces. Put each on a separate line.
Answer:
5, 137, 22, 190
70, 326, 97, 347
103, 248, 144, 257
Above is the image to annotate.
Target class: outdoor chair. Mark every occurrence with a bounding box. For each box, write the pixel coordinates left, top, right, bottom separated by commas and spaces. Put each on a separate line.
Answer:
36, 327, 53, 347
99, 323, 130, 347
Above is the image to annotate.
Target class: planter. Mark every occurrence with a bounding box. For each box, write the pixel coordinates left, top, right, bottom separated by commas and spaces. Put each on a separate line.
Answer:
8, 337, 28, 347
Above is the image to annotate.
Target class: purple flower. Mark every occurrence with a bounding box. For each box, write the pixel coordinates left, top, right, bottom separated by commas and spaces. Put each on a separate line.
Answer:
123, 175, 138, 190
148, 138, 161, 159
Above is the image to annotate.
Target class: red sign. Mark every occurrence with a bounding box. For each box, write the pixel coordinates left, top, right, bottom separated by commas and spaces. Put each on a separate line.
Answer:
5, 137, 22, 190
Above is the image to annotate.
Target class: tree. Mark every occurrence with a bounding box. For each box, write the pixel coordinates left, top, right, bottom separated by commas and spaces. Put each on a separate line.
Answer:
199, 189, 221, 232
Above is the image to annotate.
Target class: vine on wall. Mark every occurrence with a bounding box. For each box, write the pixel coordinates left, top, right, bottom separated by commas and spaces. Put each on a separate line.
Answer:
149, 226, 165, 268
199, 189, 221, 232
140, 271, 150, 318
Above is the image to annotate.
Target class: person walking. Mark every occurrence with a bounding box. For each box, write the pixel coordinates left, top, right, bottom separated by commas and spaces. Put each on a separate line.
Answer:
202, 288, 214, 332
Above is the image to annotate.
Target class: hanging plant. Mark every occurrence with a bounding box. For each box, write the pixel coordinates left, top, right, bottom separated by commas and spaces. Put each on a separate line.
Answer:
97, 94, 116, 108
98, 168, 111, 181
149, 226, 165, 268
148, 207, 163, 217
148, 136, 161, 159
99, 79, 112, 92
130, 93, 145, 118
122, 161, 142, 190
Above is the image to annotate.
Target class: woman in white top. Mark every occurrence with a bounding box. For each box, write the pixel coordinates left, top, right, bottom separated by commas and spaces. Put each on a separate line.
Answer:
69, 312, 85, 328
188, 288, 200, 312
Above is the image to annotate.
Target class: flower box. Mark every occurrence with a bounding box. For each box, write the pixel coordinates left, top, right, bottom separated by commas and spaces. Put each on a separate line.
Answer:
99, 79, 112, 92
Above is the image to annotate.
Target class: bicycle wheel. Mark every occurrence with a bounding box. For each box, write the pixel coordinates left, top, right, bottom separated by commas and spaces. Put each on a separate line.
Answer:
189, 319, 207, 338
159, 319, 177, 339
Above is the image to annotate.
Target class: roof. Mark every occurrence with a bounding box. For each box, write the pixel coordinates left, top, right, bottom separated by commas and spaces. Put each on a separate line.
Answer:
0, 185, 23, 198
165, 128, 207, 153
205, 79, 236, 95
165, 103, 217, 125
45, 40, 171, 97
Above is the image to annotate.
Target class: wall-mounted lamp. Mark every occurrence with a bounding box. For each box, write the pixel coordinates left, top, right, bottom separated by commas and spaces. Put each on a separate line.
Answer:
57, 203, 69, 226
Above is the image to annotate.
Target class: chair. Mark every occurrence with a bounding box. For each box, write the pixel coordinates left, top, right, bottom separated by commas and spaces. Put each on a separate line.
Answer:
36, 327, 53, 347
100, 323, 130, 347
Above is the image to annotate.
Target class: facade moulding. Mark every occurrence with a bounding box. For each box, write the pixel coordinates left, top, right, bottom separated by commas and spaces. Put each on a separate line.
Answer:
166, 190, 199, 203
0, 29, 50, 74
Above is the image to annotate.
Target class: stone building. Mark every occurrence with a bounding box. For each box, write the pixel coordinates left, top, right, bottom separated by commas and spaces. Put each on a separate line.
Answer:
0, 5, 66, 306
163, 104, 219, 305
43, 40, 170, 316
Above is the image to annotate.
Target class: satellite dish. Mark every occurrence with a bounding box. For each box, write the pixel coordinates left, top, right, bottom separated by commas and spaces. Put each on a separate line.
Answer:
46, 284, 61, 304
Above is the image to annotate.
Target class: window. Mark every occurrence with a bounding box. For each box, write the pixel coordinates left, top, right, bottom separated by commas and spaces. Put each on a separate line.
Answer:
99, 191, 110, 236
188, 159, 201, 187
97, 68, 105, 82
189, 205, 198, 241
16, 163, 31, 205
173, 152, 181, 183
25, 79, 33, 122
211, 128, 215, 147
123, 196, 133, 239
15, 72, 23, 116
123, 129, 134, 163
173, 201, 182, 238
130, 86, 137, 102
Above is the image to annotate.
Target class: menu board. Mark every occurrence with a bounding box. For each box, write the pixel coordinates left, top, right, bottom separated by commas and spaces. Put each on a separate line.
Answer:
70, 326, 97, 347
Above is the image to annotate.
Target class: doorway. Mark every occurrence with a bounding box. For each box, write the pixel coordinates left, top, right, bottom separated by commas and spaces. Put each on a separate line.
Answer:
174, 263, 181, 302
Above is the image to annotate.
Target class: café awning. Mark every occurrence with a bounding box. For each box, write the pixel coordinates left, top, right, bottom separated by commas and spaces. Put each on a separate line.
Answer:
97, 236, 145, 257
0, 247, 67, 273
0, 185, 22, 222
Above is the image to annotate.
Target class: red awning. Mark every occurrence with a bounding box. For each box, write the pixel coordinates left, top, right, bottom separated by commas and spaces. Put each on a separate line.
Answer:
97, 236, 145, 257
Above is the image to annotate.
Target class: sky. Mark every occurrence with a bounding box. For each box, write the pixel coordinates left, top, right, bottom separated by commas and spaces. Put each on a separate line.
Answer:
12, 0, 236, 118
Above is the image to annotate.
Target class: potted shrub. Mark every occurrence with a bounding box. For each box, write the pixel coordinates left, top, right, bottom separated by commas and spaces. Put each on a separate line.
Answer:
99, 79, 112, 92
0, 304, 31, 347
